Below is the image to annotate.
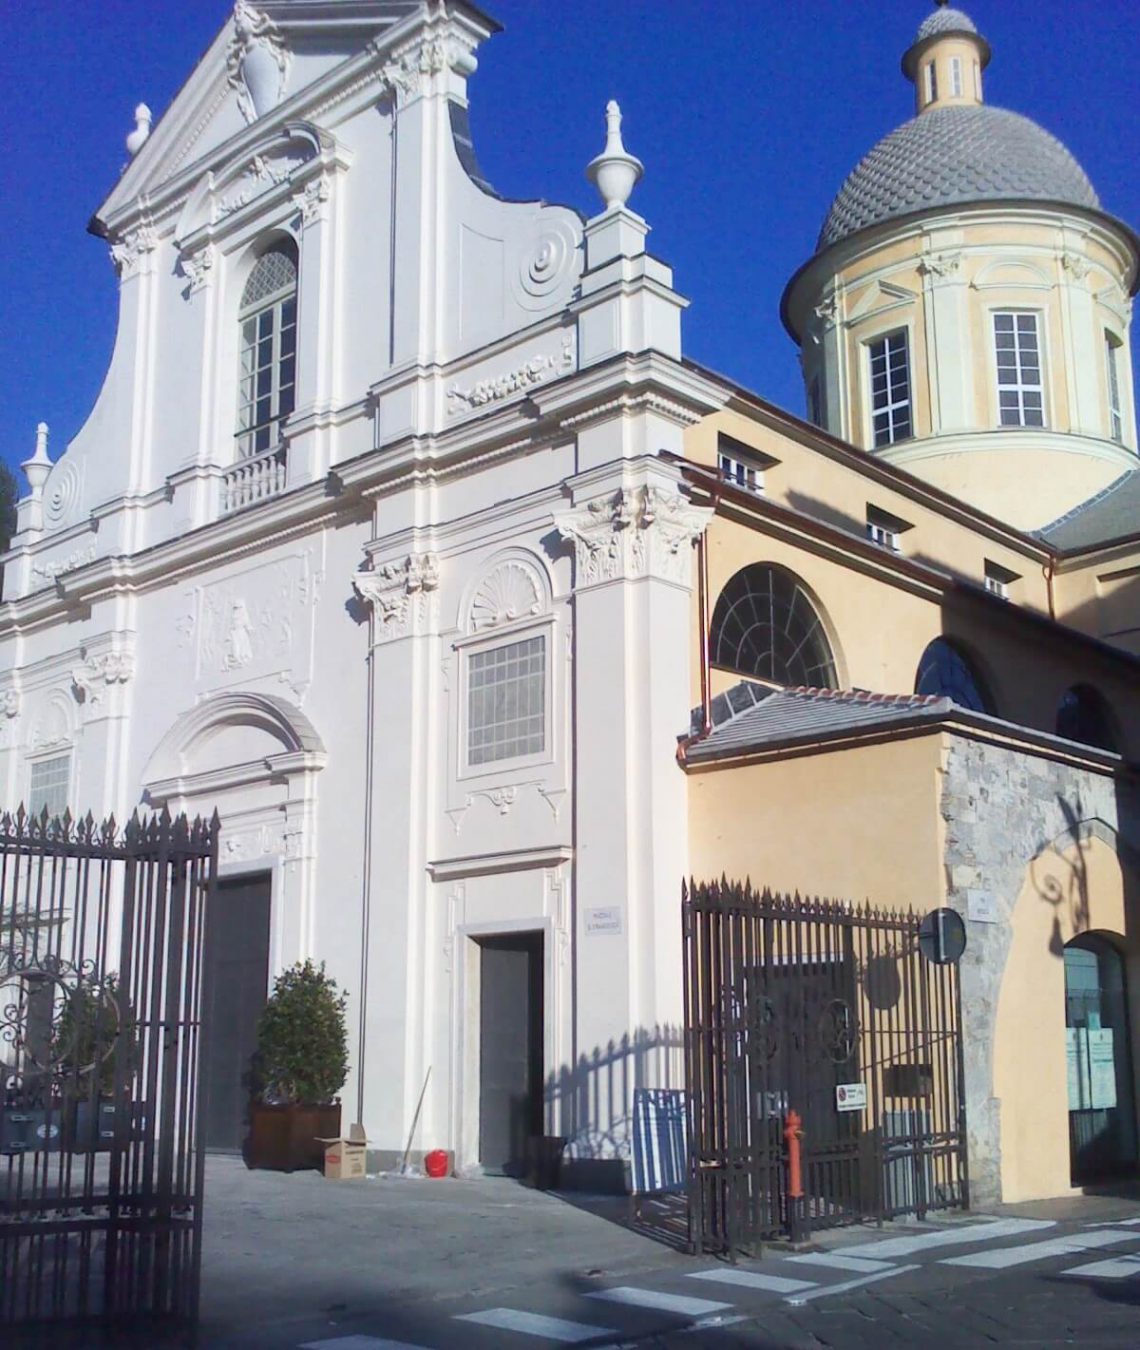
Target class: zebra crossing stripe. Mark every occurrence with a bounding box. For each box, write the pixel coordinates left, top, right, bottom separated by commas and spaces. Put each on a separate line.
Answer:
785, 1264, 919, 1304
587, 1286, 733, 1316
942, 1228, 1140, 1270
688, 1268, 816, 1294
789, 1251, 894, 1273
1061, 1254, 1140, 1280
848, 1216, 1054, 1259
455, 1309, 617, 1342
300, 1339, 427, 1349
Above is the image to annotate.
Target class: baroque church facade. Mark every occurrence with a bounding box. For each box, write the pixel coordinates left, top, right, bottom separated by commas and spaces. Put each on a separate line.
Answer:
2, 1, 1138, 1205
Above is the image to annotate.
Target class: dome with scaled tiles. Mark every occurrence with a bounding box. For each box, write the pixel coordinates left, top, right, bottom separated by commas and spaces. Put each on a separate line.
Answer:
818, 105, 1100, 250
915, 6, 976, 41
817, 3, 1099, 251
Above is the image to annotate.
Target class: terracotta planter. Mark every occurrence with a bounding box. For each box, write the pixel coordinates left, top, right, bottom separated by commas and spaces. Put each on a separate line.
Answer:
248, 1102, 341, 1172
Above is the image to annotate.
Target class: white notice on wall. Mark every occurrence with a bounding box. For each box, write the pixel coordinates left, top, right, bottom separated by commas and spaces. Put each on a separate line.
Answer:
1088, 1029, 1117, 1110
1066, 1027, 1084, 1110
835, 1083, 867, 1112
585, 905, 623, 936
966, 890, 999, 924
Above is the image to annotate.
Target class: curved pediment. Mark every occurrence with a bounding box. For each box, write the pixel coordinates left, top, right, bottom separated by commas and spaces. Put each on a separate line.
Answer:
175, 121, 330, 245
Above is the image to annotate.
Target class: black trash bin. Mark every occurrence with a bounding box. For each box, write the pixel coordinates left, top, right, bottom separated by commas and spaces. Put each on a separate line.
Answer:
526, 1134, 566, 1190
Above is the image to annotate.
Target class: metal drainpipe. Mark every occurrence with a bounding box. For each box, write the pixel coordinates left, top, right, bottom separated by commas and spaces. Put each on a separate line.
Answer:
356, 623, 376, 1124
1043, 554, 1057, 621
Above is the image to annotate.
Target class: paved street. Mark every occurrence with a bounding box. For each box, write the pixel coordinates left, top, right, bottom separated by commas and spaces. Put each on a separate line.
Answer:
9, 1160, 1139, 1348
188, 1160, 1140, 1349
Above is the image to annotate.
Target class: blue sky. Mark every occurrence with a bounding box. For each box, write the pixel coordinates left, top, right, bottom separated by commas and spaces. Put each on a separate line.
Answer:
1, 1, 1136, 480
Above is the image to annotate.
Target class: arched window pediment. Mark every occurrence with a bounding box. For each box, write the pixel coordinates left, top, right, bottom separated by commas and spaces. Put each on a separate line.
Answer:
710, 564, 838, 689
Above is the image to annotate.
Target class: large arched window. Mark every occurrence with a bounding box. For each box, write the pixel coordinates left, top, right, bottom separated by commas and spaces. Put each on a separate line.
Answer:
914, 638, 992, 713
236, 241, 298, 459
710, 564, 837, 688
1056, 685, 1118, 753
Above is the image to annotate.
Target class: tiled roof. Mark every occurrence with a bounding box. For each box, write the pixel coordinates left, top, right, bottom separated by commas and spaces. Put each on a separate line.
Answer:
685, 682, 952, 762
915, 7, 977, 41
818, 106, 1100, 250
1037, 471, 1140, 551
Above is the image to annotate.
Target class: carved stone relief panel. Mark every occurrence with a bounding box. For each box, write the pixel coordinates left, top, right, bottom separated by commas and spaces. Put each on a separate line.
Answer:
183, 550, 322, 699
447, 330, 576, 421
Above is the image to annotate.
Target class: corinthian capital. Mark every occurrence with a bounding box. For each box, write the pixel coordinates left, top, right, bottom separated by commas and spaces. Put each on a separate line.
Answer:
555, 485, 712, 589
353, 553, 440, 642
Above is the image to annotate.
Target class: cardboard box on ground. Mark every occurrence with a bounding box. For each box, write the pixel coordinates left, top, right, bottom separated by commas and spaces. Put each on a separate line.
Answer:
317, 1122, 369, 1179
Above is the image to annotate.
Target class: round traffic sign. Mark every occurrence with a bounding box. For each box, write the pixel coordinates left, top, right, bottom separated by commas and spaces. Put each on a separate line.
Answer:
918, 908, 966, 965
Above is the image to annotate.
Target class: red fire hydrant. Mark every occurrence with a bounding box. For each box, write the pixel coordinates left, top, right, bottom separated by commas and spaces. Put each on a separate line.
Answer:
784, 1109, 806, 1242
784, 1109, 804, 1199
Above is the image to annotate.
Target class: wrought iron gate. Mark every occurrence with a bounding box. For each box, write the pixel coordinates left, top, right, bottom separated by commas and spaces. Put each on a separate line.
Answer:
0, 806, 218, 1327
683, 879, 967, 1255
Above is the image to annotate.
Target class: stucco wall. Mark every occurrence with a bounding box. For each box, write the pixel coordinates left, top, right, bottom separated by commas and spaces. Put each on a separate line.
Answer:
940, 733, 1139, 1205
688, 734, 945, 912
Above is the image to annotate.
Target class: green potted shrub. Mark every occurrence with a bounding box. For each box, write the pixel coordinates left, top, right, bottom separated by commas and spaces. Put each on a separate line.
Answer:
248, 960, 348, 1171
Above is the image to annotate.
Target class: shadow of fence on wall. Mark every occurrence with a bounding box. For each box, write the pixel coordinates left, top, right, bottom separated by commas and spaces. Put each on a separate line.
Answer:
543, 1023, 683, 1189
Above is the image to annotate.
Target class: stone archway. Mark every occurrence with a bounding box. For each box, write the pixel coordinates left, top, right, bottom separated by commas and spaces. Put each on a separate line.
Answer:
141, 691, 326, 968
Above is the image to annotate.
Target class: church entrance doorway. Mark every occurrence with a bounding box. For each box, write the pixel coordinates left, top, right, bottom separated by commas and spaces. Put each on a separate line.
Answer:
202, 872, 272, 1153
1064, 934, 1138, 1185
478, 932, 544, 1175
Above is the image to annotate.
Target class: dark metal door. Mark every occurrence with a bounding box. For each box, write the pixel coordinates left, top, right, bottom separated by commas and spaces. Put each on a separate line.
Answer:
1, 807, 218, 1329
202, 873, 271, 1153
479, 933, 543, 1174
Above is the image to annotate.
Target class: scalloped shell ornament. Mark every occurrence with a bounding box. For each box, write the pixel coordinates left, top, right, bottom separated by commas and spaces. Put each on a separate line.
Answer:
470, 563, 543, 631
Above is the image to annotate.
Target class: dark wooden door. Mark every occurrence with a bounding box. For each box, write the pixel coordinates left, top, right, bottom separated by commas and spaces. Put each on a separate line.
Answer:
202, 872, 272, 1152
479, 933, 543, 1174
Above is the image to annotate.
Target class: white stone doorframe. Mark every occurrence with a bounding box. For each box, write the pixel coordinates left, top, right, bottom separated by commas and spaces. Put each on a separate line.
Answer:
141, 693, 327, 970
451, 913, 562, 1177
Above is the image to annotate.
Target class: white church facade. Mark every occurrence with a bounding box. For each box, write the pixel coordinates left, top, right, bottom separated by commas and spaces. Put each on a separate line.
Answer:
3, 1, 1140, 1203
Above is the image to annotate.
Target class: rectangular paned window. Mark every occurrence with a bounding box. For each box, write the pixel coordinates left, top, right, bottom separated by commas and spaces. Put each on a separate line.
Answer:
29, 755, 70, 820
237, 297, 297, 458
719, 452, 764, 494
868, 330, 912, 447
993, 313, 1045, 427
1106, 334, 1123, 443
924, 61, 937, 103
973, 60, 981, 99
950, 57, 963, 97
467, 636, 546, 766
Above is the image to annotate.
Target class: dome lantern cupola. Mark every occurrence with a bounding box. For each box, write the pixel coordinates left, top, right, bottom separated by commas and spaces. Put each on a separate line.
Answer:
903, 3, 990, 115
780, 3, 1140, 532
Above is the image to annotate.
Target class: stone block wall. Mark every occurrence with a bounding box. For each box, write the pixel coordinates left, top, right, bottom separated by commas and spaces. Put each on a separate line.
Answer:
940, 732, 1137, 1207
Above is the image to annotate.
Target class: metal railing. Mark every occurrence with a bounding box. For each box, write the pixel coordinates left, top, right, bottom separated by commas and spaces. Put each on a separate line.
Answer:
683, 879, 967, 1256
222, 444, 288, 514
1, 806, 219, 1328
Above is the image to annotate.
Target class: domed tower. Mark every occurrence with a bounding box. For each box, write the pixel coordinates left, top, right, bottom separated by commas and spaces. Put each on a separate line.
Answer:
782, 2, 1140, 530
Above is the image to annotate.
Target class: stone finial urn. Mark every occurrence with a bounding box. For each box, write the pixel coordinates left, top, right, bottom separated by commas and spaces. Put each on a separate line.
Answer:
586, 101, 644, 211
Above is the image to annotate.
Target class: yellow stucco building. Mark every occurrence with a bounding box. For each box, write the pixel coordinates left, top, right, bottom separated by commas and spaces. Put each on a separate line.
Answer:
681, 3, 1140, 1206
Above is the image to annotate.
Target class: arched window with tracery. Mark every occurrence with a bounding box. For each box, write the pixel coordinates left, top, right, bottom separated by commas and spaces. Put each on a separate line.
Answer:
914, 637, 992, 713
1056, 685, 1118, 753
710, 564, 838, 688
236, 240, 298, 459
